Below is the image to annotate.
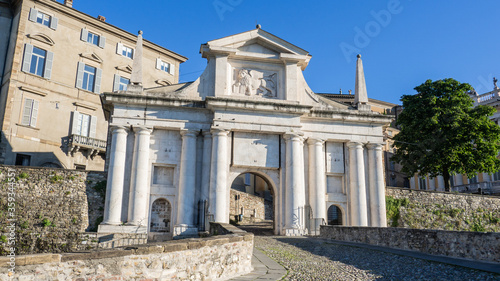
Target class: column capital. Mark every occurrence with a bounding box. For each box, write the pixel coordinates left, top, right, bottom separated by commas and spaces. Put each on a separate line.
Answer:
202, 130, 212, 137
346, 141, 364, 149
366, 143, 384, 151
132, 125, 153, 134
283, 132, 304, 141
111, 126, 128, 134
306, 137, 324, 145
180, 129, 199, 138
210, 127, 230, 136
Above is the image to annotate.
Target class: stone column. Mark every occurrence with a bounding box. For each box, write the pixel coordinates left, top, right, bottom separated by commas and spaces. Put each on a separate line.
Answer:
347, 142, 368, 226
307, 138, 326, 234
127, 126, 152, 227
284, 133, 307, 236
174, 130, 198, 236
366, 143, 386, 227
210, 128, 229, 223
102, 126, 128, 225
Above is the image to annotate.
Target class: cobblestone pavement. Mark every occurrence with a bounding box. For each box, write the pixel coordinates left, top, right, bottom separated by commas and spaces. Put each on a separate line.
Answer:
254, 236, 500, 281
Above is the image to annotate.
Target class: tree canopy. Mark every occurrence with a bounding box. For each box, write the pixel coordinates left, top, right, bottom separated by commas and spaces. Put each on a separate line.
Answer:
392, 78, 500, 191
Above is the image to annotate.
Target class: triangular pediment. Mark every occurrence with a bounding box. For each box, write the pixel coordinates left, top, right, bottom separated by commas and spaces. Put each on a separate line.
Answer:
79, 52, 102, 63
116, 65, 133, 74
203, 28, 310, 57
27, 33, 55, 46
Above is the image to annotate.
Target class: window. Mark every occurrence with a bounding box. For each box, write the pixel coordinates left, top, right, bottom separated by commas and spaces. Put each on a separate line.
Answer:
15, 154, 31, 166
21, 98, 39, 127
116, 43, 133, 59
418, 177, 426, 190
80, 28, 105, 48
28, 8, 58, 30
76, 62, 102, 94
469, 175, 478, 184
113, 74, 130, 91
156, 58, 175, 75
493, 170, 500, 181
21, 44, 53, 78
71, 111, 97, 138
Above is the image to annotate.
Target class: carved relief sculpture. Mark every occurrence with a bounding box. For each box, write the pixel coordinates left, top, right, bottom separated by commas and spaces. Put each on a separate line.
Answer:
232, 68, 277, 98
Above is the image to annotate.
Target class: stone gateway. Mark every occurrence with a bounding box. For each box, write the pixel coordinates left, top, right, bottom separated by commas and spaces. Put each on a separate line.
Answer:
99, 28, 392, 238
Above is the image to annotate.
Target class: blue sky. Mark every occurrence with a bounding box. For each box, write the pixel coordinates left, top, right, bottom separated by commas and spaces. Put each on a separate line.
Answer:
71, 0, 499, 104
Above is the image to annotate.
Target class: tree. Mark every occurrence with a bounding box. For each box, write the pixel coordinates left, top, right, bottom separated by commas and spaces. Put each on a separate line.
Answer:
392, 78, 500, 192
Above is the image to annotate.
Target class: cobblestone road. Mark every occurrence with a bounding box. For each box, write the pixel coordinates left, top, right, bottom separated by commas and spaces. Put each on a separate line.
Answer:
254, 236, 500, 281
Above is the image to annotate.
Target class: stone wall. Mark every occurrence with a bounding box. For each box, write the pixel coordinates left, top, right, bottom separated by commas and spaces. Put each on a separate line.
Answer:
230, 189, 266, 222
0, 223, 254, 280
0, 165, 106, 255
386, 187, 500, 232
320, 225, 500, 263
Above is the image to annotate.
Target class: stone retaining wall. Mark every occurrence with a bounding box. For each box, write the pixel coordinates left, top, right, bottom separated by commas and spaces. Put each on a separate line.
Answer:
320, 225, 500, 263
386, 187, 500, 232
0, 165, 106, 255
230, 189, 266, 221
0, 223, 254, 280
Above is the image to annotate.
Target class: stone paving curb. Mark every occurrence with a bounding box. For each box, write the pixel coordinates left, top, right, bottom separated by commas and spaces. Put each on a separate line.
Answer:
318, 238, 500, 275
229, 247, 287, 281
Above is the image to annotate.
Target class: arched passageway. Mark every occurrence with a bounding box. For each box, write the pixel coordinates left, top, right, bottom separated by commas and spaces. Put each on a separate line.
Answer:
150, 198, 172, 232
230, 172, 275, 235
327, 205, 343, 226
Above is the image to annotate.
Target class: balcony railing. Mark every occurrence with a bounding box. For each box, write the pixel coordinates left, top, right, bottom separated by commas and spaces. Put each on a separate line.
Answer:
451, 181, 500, 195
475, 89, 500, 104
69, 134, 106, 158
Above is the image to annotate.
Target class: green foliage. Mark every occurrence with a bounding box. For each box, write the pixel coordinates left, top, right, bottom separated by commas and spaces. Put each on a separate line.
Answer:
392, 78, 500, 191
92, 180, 107, 197
20, 221, 29, 229
386, 196, 409, 227
68, 176, 75, 181
0, 235, 6, 243
19, 172, 28, 179
50, 175, 63, 183
42, 218, 52, 227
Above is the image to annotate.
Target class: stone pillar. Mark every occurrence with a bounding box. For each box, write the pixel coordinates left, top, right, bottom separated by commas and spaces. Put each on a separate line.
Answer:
127, 126, 152, 227
210, 129, 229, 223
307, 138, 326, 234
428, 177, 436, 191
366, 143, 386, 227
347, 142, 368, 226
437, 176, 445, 191
102, 126, 128, 225
284, 133, 307, 236
174, 130, 199, 236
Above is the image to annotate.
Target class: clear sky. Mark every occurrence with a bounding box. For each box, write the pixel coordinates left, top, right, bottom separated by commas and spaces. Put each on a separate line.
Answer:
70, 0, 499, 105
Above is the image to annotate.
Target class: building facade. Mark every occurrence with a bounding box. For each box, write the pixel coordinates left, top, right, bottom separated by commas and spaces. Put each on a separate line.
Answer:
99, 28, 392, 238
0, 0, 187, 170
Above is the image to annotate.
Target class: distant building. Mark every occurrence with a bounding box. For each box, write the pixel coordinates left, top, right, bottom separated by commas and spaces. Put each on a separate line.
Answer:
0, 0, 187, 170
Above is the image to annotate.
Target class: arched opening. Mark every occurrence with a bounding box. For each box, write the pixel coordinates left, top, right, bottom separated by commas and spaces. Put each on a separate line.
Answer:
150, 198, 171, 232
230, 172, 275, 235
327, 205, 343, 226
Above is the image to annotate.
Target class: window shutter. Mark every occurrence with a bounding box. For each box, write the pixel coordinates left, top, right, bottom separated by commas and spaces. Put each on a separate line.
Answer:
44, 51, 54, 79
169, 63, 175, 75
22, 44, 33, 73
71, 111, 80, 135
89, 115, 97, 138
28, 8, 38, 22
22, 99, 33, 125
98, 36, 106, 48
50, 17, 58, 30
94, 67, 102, 94
80, 28, 88, 42
113, 74, 120, 92
156, 58, 161, 70
76, 62, 84, 89
31, 100, 39, 127
116, 43, 123, 55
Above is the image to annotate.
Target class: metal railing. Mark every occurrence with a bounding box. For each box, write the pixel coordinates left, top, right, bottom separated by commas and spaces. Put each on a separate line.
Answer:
451, 181, 500, 195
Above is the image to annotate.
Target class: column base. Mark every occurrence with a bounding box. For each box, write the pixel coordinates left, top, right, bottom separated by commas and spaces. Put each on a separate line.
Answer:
98, 224, 148, 234
285, 228, 308, 236
173, 224, 199, 239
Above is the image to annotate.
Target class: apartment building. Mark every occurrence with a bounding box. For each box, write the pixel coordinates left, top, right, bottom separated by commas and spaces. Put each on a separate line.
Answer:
0, 0, 187, 170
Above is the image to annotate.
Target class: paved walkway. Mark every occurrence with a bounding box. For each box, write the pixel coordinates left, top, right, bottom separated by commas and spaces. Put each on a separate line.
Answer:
233, 234, 499, 280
